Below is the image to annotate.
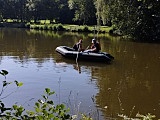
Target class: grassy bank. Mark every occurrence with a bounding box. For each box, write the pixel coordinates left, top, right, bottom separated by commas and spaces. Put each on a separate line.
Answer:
0, 19, 113, 34
26, 19, 112, 33
26, 23, 112, 33
0, 19, 116, 35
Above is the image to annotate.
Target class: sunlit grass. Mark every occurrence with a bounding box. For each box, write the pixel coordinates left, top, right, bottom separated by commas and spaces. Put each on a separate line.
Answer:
1, 19, 113, 33
28, 23, 113, 33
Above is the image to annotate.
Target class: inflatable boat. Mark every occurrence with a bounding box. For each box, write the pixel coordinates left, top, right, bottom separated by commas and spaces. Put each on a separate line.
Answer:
55, 46, 114, 63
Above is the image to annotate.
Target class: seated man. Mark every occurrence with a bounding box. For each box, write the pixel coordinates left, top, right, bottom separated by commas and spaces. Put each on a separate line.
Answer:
73, 39, 83, 51
85, 39, 101, 53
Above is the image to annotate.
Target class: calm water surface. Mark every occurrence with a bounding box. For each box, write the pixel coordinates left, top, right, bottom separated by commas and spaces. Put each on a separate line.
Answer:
0, 28, 160, 119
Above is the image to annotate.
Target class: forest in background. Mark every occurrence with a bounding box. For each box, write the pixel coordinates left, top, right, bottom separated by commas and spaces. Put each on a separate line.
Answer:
0, 0, 159, 42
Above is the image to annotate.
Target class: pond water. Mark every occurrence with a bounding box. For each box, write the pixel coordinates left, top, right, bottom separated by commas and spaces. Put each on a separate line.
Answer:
0, 28, 160, 119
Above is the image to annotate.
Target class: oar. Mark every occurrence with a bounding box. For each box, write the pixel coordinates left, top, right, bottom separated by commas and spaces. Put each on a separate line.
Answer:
76, 51, 79, 64
76, 45, 81, 64
85, 45, 90, 50
75, 46, 81, 74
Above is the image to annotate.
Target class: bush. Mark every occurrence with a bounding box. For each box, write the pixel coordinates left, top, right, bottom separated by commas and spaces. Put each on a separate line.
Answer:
56, 24, 64, 31
83, 26, 89, 32
0, 70, 71, 120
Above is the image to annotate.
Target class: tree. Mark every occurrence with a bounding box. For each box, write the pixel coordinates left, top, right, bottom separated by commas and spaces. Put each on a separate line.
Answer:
35, 0, 60, 20
25, 0, 38, 21
94, 0, 110, 26
107, 0, 160, 41
58, 0, 74, 24
68, 0, 96, 25
0, 0, 3, 20
133, 0, 160, 41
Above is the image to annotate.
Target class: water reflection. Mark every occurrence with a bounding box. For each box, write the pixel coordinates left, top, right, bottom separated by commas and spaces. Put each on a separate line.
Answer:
94, 41, 160, 119
0, 28, 160, 119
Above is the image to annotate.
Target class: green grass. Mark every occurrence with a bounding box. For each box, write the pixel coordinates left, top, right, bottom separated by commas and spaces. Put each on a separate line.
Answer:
28, 23, 112, 33
63, 24, 112, 33
1, 19, 113, 33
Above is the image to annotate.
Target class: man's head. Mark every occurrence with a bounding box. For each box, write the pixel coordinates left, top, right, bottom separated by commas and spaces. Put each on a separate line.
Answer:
79, 39, 83, 43
92, 39, 96, 43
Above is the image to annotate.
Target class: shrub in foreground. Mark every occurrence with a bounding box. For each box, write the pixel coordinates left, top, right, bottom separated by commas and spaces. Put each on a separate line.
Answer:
0, 70, 71, 120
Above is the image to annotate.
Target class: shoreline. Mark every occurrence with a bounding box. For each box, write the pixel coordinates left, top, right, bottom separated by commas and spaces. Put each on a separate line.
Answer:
0, 22, 123, 36
0, 22, 113, 33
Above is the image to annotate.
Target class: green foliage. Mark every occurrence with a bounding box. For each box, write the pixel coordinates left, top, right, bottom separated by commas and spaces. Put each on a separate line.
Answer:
0, 70, 23, 97
68, 0, 96, 25
136, 113, 156, 120
107, 0, 160, 41
14, 80, 23, 87
133, 0, 160, 41
0, 87, 71, 120
0, 0, 159, 41
0, 88, 71, 120
94, 0, 109, 26
0, 70, 71, 120
118, 113, 156, 120
0, 70, 24, 119
81, 114, 93, 120
56, 24, 64, 31
83, 26, 89, 32
25, 88, 70, 120
0, 70, 8, 77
